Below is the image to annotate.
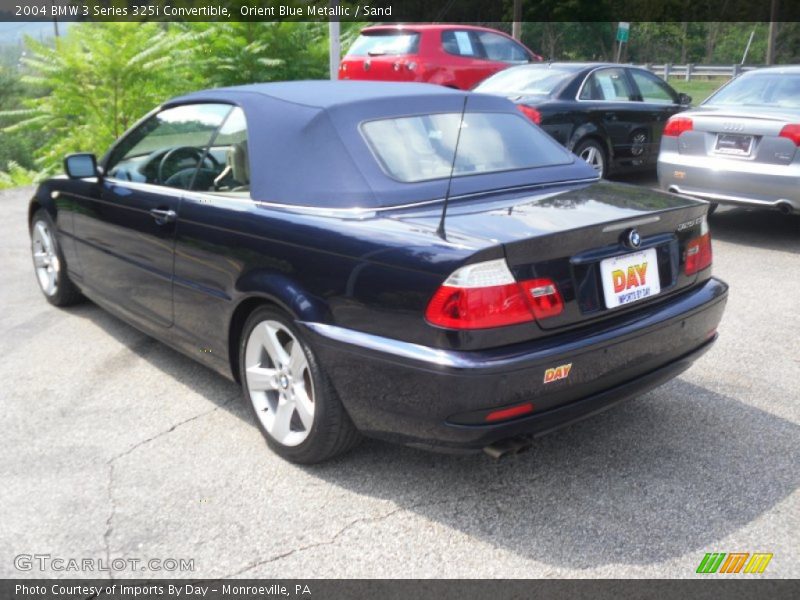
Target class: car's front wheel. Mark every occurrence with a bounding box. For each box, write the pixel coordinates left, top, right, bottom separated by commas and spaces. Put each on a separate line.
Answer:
30, 209, 83, 307
239, 306, 361, 464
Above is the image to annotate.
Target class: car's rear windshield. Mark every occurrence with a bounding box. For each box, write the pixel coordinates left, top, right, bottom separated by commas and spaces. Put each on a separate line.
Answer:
346, 31, 420, 57
705, 72, 800, 109
361, 112, 574, 183
475, 67, 575, 96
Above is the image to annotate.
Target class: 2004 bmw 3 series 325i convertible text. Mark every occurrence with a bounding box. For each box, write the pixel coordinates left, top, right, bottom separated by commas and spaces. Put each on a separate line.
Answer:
29, 81, 728, 463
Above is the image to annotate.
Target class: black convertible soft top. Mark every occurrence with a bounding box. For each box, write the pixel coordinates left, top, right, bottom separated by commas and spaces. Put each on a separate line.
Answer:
166, 81, 588, 210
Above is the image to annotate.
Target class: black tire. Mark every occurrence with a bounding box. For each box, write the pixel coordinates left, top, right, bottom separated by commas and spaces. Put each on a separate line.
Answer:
573, 138, 608, 178
239, 305, 361, 464
30, 209, 84, 307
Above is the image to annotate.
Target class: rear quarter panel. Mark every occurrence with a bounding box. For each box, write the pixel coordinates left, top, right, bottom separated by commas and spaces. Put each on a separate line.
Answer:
170, 193, 486, 377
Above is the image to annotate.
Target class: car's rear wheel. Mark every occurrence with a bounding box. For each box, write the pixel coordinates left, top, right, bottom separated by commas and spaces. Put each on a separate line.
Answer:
30, 209, 83, 307
574, 138, 608, 178
239, 306, 361, 464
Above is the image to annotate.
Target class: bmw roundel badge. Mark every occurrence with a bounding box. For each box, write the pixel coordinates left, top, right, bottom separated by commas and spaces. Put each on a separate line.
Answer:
625, 228, 641, 249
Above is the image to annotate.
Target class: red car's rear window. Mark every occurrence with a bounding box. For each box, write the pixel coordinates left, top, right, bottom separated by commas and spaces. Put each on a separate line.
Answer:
346, 31, 421, 57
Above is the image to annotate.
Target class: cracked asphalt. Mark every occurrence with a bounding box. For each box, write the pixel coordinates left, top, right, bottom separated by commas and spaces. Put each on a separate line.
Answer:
1, 184, 798, 579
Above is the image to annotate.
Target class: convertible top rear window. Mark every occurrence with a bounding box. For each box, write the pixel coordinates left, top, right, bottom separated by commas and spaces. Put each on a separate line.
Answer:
361, 112, 573, 183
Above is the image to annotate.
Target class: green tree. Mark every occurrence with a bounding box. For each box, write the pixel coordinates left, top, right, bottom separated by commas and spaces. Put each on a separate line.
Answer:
0, 65, 50, 181
1, 23, 205, 171
186, 22, 328, 88
0, 160, 49, 190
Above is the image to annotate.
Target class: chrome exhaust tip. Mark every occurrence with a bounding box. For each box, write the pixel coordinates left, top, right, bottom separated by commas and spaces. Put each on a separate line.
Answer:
483, 436, 533, 459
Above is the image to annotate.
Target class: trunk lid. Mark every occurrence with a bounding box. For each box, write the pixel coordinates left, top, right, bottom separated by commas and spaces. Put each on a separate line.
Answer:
675, 107, 798, 165
339, 29, 421, 83
394, 180, 709, 332
339, 55, 418, 82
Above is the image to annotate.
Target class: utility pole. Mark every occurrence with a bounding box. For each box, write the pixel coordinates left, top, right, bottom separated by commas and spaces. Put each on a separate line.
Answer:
766, 0, 778, 65
50, 0, 59, 38
328, 0, 340, 80
512, 0, 522, 41
741, 28, 755, 64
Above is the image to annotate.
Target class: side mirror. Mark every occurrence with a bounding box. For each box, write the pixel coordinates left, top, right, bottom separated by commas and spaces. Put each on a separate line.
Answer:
64, 153, 99, 179
678, 92, 692, 106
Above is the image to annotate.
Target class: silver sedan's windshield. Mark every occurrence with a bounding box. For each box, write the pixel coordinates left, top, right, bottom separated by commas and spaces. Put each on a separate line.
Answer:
705, 72, 800, 109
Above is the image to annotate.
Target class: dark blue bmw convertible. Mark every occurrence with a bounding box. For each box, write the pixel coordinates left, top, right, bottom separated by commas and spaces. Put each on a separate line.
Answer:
28, 81, 727, 463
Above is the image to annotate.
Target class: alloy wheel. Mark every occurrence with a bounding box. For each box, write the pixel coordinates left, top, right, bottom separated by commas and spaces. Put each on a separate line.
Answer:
31, 220, 59, 296
579, 144, 605, 174
631, 132, 647, 156
244, 320, 315, 447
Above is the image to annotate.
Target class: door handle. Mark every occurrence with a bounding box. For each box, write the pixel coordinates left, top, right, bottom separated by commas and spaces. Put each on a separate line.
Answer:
149, 208, 176, 224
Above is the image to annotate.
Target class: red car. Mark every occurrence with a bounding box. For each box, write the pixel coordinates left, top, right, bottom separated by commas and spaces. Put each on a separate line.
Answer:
339, 24, 542, 90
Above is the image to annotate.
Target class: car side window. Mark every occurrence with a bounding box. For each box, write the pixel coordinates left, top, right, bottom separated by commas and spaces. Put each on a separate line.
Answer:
206, 107, 250, 196
441, 30, 481, 58
580, 68, 633, 101
630, 70, 677, 104
105, 104, 232, 190
474, 31, 529, 63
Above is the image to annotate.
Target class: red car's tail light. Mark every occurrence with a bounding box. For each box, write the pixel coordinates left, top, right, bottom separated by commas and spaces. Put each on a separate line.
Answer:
779, 124, 800, 146
685, 218, 713, 275
485, 402, 535, 423
517, 104, 542, 125
425, 259, 563, 329
663, 116, 693, 137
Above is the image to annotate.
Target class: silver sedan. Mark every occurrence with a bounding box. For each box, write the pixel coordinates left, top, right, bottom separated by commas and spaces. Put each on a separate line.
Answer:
658, 66, 800, 214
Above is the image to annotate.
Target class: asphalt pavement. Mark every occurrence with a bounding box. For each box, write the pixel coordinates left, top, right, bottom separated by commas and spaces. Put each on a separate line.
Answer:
1, 182, 798, 579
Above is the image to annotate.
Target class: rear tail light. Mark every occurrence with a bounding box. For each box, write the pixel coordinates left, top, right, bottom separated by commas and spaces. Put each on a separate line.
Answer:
425, 259, 563, 329
663, 116, 693, 137
779, 124, 800, 146
684, 218, 713, 275
517, 104, 542, 125
520, 279, 564, 320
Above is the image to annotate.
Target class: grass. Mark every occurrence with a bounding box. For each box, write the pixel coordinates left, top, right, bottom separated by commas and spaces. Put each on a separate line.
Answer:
667, 77, 729, 104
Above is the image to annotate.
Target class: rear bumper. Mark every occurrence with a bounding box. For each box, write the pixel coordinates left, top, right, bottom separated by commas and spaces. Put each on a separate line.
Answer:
301, 277, 728, 451
658, 151, 800, 211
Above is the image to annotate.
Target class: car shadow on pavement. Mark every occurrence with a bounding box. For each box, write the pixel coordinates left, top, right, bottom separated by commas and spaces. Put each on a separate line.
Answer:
308, 378, 799, 569
710, 208, 800, 254
63, 302, 248, 419
66, 302, 798, 570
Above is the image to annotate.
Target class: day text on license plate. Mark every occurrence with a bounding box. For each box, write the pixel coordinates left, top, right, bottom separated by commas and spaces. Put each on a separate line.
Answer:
600, 247, 661, 309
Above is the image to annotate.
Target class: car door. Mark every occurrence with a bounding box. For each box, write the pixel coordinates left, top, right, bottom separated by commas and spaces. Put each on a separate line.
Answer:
627, 68, 685, 166
440, 30, 532, 89
71, 103, 232, 328
578, 67, 644, 167
438, 29, 494, 89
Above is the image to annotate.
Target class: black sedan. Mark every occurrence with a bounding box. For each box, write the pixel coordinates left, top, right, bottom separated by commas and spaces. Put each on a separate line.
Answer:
475, 62, 692, 177
29, 81, 726, 463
